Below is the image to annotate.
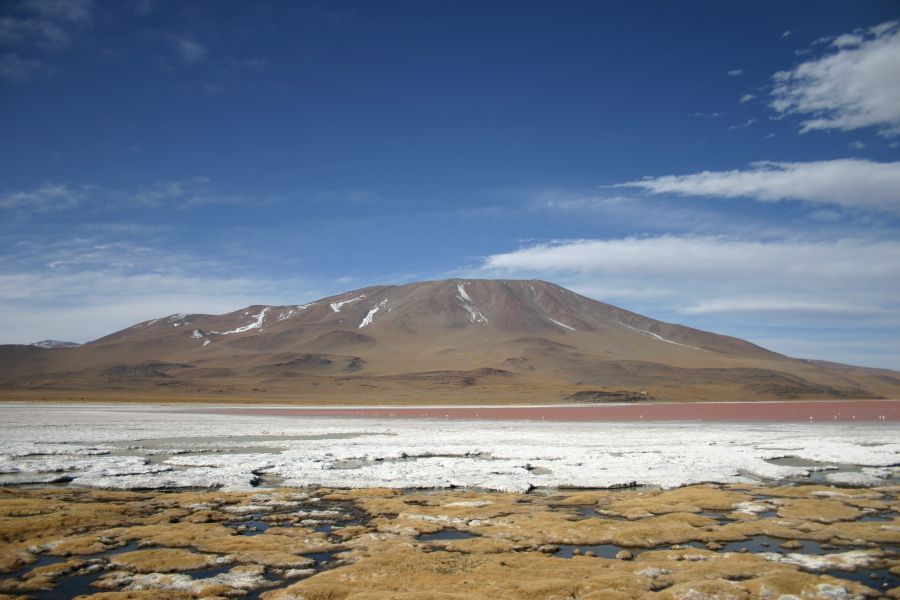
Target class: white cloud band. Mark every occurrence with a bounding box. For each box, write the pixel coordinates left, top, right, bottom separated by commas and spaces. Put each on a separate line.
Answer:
484, 236, 900, 284
480, 234, 900, 360
616, 159, 900, 214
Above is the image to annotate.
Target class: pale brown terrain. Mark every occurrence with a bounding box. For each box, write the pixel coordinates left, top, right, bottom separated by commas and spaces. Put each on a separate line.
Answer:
0, 484, 897, 598
2, 279, 899, 404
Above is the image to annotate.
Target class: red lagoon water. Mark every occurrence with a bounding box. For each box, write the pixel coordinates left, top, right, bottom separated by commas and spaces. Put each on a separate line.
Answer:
180, 400, 900, 422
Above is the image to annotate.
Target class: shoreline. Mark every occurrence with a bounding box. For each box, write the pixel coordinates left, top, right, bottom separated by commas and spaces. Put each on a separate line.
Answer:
2, 398, 899, 421
176, 399, 900, 422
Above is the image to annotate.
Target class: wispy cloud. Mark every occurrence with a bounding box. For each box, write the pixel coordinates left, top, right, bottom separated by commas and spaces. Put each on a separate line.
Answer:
0, 0, 91, 47
131, 0, 154, 16
0, 0, 92, 83
485, 184, 882, 241
0, 182, 82, 211
231, 57, 266, 71
679, 299, 890, 317
727, 69, 743, 77
173, 37, 207, 65
771, 21, 900, 136
532, 190, 635, 212
616, 159, 900, 214
739, 93, 756, 103
129, 177, 218, 207
28, 0, 92, 23
0, 52, 40, 82
728, 118, 756, 130
312, 188, 378, 206
0, 235, 322, 343
831, 33, 863, 48
0, 178, 273, 213
745, 336, 898, 368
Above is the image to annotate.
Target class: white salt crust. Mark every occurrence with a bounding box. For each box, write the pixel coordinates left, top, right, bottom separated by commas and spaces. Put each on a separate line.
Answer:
0, 404, 897, 492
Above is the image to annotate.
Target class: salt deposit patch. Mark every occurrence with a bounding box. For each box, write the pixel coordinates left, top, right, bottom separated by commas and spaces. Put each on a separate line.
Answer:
0, 405, 897, 492
760, 549, 880, 572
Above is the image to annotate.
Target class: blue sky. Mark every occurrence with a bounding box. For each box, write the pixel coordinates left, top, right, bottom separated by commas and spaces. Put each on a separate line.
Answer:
1, 0, 899, 369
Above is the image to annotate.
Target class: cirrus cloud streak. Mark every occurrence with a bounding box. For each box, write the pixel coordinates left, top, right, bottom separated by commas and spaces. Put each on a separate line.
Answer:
616, 159, 900, 214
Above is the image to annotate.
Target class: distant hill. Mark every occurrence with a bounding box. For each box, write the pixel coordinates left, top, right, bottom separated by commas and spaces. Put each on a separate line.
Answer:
2, 279, 898, 403
30, 340, 81, 349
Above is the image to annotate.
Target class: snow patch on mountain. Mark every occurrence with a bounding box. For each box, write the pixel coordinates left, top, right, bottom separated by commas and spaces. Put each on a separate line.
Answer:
191, 329, 212, 346
139, 313, 187, 329
615, 321, 704, 351
30, 340, 80, 349
456, 283, 488, 325
359, 299, 388, 328
330, 295, 365, 312
215, 307, 271, 335
277, 304, 312, 321
547, 317, 575, 331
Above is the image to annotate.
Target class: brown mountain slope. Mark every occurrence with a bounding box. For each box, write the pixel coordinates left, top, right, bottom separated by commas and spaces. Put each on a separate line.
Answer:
1, 279, 898, 403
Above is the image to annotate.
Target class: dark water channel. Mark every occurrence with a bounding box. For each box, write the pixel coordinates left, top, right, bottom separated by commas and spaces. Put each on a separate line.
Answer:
554, 544, 626, 559
417, 529, 479, 541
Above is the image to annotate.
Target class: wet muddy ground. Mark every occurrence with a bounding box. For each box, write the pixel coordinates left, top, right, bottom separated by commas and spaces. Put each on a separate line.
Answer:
0, 483, 898, 599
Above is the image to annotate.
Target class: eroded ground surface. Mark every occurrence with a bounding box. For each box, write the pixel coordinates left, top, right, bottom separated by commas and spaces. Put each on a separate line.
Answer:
0, 484, 898, 599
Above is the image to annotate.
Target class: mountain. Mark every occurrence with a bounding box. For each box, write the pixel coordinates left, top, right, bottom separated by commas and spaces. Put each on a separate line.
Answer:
2, 279, 898, 403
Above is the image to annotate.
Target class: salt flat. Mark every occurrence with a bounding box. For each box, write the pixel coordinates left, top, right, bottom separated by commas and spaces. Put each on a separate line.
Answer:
0, 404, 897, 492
